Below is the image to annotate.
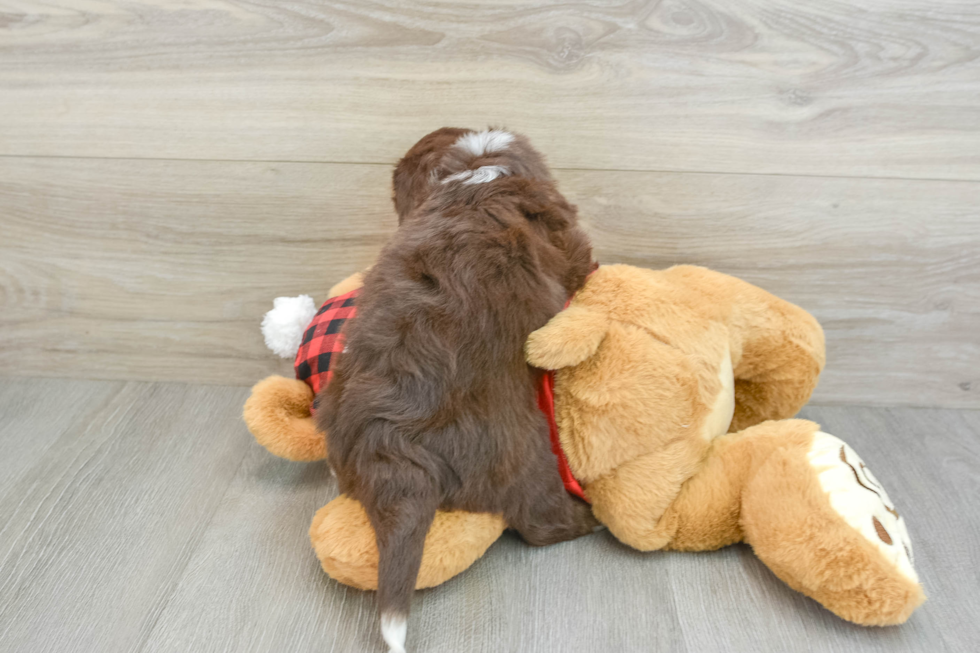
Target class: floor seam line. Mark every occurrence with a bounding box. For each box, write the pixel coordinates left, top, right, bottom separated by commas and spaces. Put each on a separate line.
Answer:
1, 153, 978, 184
131, 428, 252, 653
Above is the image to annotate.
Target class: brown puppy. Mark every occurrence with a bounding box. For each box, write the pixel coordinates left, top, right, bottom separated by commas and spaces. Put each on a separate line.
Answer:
319, 128, 597, 652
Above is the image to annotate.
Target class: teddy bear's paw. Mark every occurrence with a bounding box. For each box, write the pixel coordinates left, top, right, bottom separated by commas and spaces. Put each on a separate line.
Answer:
243, 376, 326, 462
807, 432, 918, 583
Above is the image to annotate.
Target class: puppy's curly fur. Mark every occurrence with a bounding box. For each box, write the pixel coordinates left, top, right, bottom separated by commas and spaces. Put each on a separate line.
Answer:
319, 128, 597, 651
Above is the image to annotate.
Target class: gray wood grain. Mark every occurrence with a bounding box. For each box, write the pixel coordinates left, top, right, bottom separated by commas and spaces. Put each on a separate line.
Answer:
139, 445, 687, 653
136, 440, 357, 653
1, 379, 977, 652
800, 405, 980, 653
572, 170, 980, 409
2, 157, 978, 408
0, 377, 122, 500
0, 380, 250, 653
1, 1, 979, 179
0, 157, 391, 389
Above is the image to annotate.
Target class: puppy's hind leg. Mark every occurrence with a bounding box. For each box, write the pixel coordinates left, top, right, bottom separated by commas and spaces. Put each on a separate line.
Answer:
506, 463, 598, 547
360, 453, 440, 653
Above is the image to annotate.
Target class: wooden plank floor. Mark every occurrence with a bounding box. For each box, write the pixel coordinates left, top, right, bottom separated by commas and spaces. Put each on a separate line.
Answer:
1, 377, 976, 653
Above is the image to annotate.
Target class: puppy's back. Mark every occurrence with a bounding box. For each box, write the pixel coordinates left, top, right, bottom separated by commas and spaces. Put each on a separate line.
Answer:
321, 128, 593, 653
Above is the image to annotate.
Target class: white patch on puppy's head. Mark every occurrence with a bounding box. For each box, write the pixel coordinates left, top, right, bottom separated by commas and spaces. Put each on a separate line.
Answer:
443, 165, 510, 186
442, 169, 473, 184
454, 129, 514, 157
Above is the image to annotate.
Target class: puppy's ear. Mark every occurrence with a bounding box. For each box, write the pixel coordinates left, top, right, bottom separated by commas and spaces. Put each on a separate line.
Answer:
513, 179, 576, 230
392, 152, 433, 223
392, 127, 472, 222
526, 304, 609, 370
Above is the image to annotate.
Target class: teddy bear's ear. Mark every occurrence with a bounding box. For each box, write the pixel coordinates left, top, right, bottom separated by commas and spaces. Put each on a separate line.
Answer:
327, 269, 368, 299
526, 304, 609, 370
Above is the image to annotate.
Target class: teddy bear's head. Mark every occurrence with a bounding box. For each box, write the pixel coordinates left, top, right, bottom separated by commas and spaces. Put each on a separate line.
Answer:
525, 264, 737, 485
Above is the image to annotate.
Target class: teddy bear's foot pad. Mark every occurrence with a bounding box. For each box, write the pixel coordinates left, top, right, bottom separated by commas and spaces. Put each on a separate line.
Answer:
741, 426, 925, 626
807, 432, 917, 583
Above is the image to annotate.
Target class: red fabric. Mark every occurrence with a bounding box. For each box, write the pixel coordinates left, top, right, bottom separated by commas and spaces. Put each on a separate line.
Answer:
294, 288, 359, 402
537, 263, 596, 502
538, 370, 589, 503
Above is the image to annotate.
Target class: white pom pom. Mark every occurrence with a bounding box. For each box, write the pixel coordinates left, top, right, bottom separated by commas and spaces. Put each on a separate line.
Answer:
261, 295, 318, 358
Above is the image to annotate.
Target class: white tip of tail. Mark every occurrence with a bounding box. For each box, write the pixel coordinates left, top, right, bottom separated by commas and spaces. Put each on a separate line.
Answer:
260, 295, 317, 358
381, 613, 407, 653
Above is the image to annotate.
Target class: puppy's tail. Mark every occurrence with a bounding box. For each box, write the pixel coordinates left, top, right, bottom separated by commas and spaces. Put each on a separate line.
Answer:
364, 453, 439, 653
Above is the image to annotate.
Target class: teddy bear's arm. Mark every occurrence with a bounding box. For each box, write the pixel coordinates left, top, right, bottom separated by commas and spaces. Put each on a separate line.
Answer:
243, 375, 326, 461
525, 304, 609, 371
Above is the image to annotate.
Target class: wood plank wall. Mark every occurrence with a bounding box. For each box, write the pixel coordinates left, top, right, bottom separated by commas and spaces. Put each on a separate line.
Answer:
1, 1, 978, 407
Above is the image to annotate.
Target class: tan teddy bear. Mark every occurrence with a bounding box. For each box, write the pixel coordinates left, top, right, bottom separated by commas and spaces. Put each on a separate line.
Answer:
244, 263, 924, 627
